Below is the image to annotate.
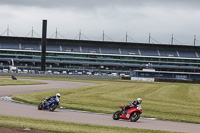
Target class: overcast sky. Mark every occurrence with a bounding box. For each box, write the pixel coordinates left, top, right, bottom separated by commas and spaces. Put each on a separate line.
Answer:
0, 0, 200, 45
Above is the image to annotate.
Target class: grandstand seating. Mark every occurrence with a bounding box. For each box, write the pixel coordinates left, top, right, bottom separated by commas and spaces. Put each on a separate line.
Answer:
21, 59, 39, 62
62, 44, 80, 52
161, 65, 179, 68
82, 61, 101, 65
0, 43, 19, 49
122, 63, 140, 67
0, 57, 18, 61
46, 59, 61, 63
21, 43, 40, 50
60, 60, 82, 64
101, 46, 119, 54
179, 66, 199, 69
121, 47, 139, 55
140, 48, 158, 56
159, 49, 178, 57
1, 36, 200, 76
150, 64, 160, 68
46, 44, 60, 51
82, 45, 100, 53
178, 50, 197, 58
101, 62, 121, 66
197, 52, 200, 58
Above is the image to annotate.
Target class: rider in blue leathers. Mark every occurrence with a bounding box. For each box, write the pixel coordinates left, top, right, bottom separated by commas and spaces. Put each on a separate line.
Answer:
44, 93, 61, 105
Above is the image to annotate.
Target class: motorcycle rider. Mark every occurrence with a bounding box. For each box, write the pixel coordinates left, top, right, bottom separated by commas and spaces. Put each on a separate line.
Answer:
122, 98, 142, 114
43, 93, 61, 105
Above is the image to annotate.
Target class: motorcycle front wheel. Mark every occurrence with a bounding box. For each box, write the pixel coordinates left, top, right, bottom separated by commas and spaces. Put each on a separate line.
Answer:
49, 103, 58, 111
130, 112, 140, 122
113, 111, 121, 120
38, 103, 43, 110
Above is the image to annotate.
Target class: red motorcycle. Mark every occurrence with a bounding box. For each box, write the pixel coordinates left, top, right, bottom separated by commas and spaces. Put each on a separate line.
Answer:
113, 104, 142, 122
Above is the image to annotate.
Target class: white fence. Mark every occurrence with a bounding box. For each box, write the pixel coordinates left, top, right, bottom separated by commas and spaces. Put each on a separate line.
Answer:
131, 77, 155, 82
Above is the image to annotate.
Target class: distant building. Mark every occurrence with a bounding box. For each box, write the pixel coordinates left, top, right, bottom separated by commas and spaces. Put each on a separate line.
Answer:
0, 36, 200, 79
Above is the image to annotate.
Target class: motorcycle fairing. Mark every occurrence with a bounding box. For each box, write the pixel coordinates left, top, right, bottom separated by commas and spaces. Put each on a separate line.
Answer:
120, 106, 142, 119
44, 98, 60, 110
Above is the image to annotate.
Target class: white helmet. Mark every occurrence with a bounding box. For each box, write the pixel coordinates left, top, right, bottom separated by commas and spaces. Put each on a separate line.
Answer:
56, 93, 61, 98
137, 98, 142, 104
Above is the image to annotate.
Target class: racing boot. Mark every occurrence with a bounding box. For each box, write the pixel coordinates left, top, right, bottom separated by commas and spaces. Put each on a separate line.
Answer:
121, 108, 127, 115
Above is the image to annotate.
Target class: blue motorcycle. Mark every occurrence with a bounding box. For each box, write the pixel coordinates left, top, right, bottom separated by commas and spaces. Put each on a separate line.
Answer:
38, 97, 60, 111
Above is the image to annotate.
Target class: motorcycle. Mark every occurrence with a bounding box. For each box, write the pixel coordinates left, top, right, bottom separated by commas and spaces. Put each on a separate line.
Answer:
113, 104, 142, 122
11, 76, 17, 80
38, 97, 60, 111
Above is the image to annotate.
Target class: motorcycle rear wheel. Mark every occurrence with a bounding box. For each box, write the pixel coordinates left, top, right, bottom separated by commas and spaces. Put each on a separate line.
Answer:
38, 103, 43, 110
113, 111, 121, 120
49, 103, 58, 111
130, 112, 140, 122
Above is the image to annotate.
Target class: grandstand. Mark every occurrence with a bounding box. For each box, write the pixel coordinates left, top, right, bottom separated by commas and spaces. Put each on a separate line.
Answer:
0, 36, 200, 79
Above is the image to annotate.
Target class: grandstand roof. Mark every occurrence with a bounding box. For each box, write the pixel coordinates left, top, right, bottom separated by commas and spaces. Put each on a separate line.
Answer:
0, 36, 199, 49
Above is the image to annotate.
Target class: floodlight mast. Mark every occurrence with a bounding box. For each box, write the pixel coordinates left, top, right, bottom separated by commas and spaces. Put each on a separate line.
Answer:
194, 35, 196, 46
126, 31, 128, 42
41, 20, 47, 72
171, 34, 174, 45
102, 30, 105, 41
149, 33, 151, 43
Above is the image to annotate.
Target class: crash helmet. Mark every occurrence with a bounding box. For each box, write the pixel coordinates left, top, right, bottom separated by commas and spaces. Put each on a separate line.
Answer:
56, 93, 61, 98
137, 98, 142, 104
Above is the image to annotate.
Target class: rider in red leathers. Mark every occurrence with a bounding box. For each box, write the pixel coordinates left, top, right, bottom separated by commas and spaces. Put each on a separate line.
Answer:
122, 98, 142, 114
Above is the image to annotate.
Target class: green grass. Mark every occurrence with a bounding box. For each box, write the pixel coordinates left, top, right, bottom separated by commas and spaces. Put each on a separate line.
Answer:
11, 77, 200, 124
0, 78, 46, 86
0, 115, 175, 133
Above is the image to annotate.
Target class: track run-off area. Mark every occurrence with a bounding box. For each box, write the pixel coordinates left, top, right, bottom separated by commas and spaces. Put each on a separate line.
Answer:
0, 78, 200, 133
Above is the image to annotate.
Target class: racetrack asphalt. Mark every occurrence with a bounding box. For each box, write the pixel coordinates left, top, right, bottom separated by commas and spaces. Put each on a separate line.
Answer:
0, 78, 200, 133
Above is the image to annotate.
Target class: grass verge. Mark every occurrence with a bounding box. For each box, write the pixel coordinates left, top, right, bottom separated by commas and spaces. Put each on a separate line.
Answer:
0, 78, 46, 86
0, 115, 175, 133
3, 76, 200, 124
